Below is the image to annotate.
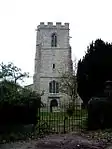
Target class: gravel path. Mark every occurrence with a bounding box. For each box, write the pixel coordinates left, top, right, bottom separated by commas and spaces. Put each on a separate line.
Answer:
0, 133, 112, 149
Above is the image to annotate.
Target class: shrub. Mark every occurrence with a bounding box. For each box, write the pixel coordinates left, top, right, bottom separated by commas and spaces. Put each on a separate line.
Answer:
87, 97, 112, 130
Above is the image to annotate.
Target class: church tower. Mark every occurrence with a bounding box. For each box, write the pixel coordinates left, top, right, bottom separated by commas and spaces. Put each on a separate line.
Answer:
33, 22, 72, 111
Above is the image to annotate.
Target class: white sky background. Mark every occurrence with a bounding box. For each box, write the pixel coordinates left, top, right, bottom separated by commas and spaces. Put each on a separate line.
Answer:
0, 0, 112, 86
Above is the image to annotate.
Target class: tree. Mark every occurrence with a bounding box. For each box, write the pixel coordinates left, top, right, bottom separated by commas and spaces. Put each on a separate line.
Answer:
0, 62, 30, 103
0, 62, 29, 83
0, 62, 41, 105
77, 39, 112, 104
59, 59, 77, 103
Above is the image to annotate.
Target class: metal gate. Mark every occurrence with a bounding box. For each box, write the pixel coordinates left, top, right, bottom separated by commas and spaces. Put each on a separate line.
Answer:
36, 104, 88, 134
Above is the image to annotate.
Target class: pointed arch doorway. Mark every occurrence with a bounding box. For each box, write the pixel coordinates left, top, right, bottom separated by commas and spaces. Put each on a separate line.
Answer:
49, 97, 60, 112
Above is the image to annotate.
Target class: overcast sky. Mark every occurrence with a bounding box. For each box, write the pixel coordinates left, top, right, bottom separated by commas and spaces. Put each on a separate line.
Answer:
0, 0, 112, 85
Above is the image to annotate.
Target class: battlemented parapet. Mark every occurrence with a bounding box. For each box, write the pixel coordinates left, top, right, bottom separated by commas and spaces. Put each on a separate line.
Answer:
37, 22, 69, 29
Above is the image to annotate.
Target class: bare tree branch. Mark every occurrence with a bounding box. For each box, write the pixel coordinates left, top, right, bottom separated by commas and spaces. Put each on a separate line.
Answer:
58, 58, 78, 102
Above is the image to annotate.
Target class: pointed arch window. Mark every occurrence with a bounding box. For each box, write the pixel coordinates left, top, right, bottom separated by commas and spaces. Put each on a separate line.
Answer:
51, 33, 57, 47
49, 80, 59, 93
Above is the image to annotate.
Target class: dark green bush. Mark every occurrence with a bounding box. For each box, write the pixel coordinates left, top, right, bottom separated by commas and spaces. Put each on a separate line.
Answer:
87, 98, 112, 130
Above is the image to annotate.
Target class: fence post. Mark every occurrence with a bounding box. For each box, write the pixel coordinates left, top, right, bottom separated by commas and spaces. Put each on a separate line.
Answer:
64, 116, 67, 133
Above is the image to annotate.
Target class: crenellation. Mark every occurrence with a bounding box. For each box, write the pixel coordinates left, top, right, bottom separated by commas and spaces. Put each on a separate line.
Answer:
47, 22, 53, 27
56, 22, 61, 28
64, 23, 69, 28
40, 22, 45, 27
37, 22, 69, 29
40, 22, 44, 24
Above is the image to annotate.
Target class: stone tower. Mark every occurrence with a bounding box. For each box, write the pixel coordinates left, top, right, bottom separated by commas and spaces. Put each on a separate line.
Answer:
33, 22, 73, 111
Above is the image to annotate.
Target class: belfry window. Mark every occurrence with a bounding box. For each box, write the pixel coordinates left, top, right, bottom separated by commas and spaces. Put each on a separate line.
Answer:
51, 33, 57, 47
49, 80, 59, 93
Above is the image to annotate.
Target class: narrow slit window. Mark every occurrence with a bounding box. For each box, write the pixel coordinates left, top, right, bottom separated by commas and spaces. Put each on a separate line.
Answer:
53, 64, 55, 69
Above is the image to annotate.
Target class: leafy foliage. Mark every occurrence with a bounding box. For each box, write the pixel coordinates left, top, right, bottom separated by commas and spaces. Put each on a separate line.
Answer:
0, 62, 40, 105
0, 79, 41, 105
0, 62, 29, 83
77, 39, 112, 104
